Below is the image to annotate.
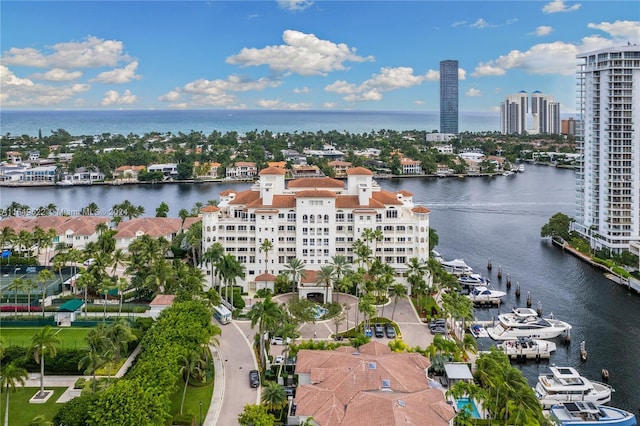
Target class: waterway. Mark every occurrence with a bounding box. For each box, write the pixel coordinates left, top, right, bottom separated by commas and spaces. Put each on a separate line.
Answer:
1, 165, 638, 411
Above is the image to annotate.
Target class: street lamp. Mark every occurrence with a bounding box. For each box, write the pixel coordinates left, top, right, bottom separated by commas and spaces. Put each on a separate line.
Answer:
199, 401, 203, 426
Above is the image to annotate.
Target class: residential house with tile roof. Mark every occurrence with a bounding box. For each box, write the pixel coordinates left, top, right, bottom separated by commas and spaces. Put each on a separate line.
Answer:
226, 162, 257, 180
290, 341, 455, 426
115, 217, 200, 250
202, 166, 431, 297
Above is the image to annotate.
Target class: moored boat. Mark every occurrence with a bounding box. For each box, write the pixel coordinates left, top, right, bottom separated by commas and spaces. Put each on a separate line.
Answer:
550, 402, 636, 425
496, 336, 556, 360
486, 307, 572, 340
467, 285, 506, 304
458, 274, 490, 288
535, 366, 614, 409
440, 258, 473, 276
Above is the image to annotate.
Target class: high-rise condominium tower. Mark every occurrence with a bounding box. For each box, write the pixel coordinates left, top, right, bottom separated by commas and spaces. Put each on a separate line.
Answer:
574, 45, 640, 254
440, 60, 458, 134
500, 91, 528, 135
531, 91, 561, 134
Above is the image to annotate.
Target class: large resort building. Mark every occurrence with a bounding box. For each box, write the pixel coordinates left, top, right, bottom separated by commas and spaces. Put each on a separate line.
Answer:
201, 166, 431, 295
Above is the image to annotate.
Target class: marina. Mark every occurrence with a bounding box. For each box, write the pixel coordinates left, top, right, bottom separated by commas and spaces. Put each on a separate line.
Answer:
496, 337, 557, 361
549, 402, 637, 426
535, 366, 614, 409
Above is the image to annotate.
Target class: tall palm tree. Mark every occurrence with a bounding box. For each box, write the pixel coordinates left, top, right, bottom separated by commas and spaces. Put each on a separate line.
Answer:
179, 351, 206, 415
1, 362, 28, 426
109, 248, 128, 278
24, 279, 37, 317
249, 294, 283, 366
261, 381, 287, 417
217, 254, 245, 308
352, 239, 372, 270
115, 277, 128, 316
36, 269, 54, 318
7, 278, 23, 320
284, 257, 306, 294
79, 325, 109, 393
52, 252, 69, 288
375, 272, 394, 318
390, 283, 407, 321
29, 326, 60, 397
316, 265, 334, 305
32, 226, 46, 255
75, 272, 95, 319
203, 242, 224, 291
42, 228, 57, 264
99, 278, 114, 320
259, 239, 274, 274
0, 226, 16, 249
107, 320, 136, 364
330, 255, 352, 304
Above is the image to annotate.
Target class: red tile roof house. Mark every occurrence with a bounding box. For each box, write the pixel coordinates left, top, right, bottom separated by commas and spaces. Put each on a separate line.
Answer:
148, 294, 176, 319
291, 341, 456, 426
114, 217, 201, 251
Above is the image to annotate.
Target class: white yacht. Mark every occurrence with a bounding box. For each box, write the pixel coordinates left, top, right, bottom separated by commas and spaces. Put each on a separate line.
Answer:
458, 274, 489, 288
518, 164, 525, 173
467, 286, 506, 304
550, 402, 636, 426
496, 336, 556, 360
486, 307, 572, 340
440, 258, 473, 276
536, 366, 614, 409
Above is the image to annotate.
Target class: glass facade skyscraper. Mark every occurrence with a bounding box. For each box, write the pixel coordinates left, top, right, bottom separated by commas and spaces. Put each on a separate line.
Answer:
439, 60, 459, 134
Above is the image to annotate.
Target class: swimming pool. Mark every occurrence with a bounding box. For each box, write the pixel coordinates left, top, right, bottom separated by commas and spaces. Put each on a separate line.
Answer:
314, 305, 328, 319
456, 398, 481, 418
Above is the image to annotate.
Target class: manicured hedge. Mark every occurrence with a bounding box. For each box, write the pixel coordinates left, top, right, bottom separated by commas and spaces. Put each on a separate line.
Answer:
2, 346, 85, 374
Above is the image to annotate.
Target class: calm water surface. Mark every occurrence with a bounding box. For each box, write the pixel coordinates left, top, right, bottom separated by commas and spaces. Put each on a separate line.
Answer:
2, 165, 639, 411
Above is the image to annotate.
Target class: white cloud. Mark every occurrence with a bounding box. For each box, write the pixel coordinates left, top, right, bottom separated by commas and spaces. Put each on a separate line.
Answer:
451, 20, 467, 28
92, 61, 142, 84
470, 18, 492, 29
414, 100, 425, 105
325, 67, 429, 102
293, 86, 310, 94
543, 0, 581, 14
158, 90, 181, 102
30, 68, 82, 81
534, 26, 554, 37
323, 102, 338, 108
226, 30, 374, 76
100, 89, 137, 106
471, 35, 618, 77
256, 98, 311, 109
0, 65, 90, 106
277, 0, 313, 12
2, 36, 128, 69
458, 68, 467, 81
466, 88, 482, 97
587, 20, 640, 41
425, 69, 440, 81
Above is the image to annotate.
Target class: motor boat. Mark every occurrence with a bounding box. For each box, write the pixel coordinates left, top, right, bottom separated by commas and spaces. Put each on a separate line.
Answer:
535, 366, 614, 409
467, 286, 506, 304
458, 274, 490, 288
486, 307, 572, 340
496, 336, 556, 360
440, 258, 473, 276
550, 402, 636, 425
469, 324, 489, 338
518, 164, 525, 173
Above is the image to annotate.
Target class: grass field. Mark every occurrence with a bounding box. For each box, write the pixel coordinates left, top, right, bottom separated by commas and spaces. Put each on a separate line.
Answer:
0, 387, 67, 426
1, 327, 91, 349
168, 377, 214, 425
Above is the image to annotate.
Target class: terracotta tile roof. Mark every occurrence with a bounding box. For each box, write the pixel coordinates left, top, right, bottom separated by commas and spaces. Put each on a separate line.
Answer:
201, 205, 220, 213
115, 217, 182, 239
245, 195, 296, 209
397, 190, 413, 197
346, 167, 374, 176
149, 294, 176, 306
255, 273, 276, 281
411, 206, 431, 214
259, 166, 287, 175
114, 165, 145, 172
295, 190, 338, 198
182, 216, 202, 230
371, 190, 403, 205
288, 177, 345, 189
328, 161, 352, 167
0, 216, 111, 236
300, 269, 318, 284
228, 190, 261, 205
219, 189, 234, 196
234, 161, 256, 167
335, 196, 385, 209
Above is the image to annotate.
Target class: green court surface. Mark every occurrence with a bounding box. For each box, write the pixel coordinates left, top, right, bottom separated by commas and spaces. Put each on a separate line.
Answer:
0, 327, 90, 349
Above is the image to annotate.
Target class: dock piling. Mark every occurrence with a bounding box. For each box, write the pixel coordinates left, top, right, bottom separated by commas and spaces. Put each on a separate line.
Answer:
515, 282, 521, 297
526, 291, 532, 307
487, 258, 492, 270
497, 266, 502, 280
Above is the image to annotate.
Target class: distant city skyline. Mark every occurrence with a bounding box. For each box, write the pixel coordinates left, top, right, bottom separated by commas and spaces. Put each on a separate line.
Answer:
1, 1, 638, 112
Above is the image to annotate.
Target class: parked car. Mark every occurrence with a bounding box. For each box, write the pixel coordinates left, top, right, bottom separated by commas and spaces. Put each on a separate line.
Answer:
429, 319, 446, 330
274, 355, 285, 364
284, 386, 296, 398
374, 323, 384, 338
83, 258, 96, 266
385, 323, 396, 338
270, 336, 284, 345
249, 370, 260, 388
430, 326, 447, 335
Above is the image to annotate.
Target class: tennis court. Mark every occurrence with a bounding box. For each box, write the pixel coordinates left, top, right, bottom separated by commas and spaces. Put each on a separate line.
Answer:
0, 266, 73, 304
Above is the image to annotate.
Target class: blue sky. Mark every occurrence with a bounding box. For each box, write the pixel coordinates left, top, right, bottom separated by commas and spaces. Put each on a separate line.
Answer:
1, 1, 638, 112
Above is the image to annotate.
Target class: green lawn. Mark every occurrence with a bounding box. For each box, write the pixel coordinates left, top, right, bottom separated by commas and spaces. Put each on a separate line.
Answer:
168, 378, 214, 425
1, 327, 91, 349
0, 387, 67, 426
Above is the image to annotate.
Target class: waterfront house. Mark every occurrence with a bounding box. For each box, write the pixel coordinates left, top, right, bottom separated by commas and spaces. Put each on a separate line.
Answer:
225, 161, 257, 180
147, 163, 178, 178
291, 341, 455, 426
291, 164, 324, 178
400, 158, 423, 175
5, 151, 22, 163
60, 167, 105, 184
114, 165, 145, 180
328, 160, 352, 178
0, 162, 29, 182
194, 161, 221, 178
22, 165, 59, 182
114, 217, 184, 251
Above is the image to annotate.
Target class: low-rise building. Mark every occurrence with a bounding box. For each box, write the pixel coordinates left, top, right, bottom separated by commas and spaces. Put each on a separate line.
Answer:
327, 160, 352, 178
147, 163, 178, 177
225, 161, 257, 179
114, 165, 146, 180
22, 165, 59, 182
400, 158, 422, 175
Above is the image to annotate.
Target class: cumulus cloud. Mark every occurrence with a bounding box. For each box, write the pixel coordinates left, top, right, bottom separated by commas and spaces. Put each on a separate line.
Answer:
2, 36, 128, 69
543, 0, 581, 13
458, 68, 467, 81
100, 89, 137, 106
471, 35, 618, 77
1, 65, 90, 106
226, 30, 374, 76
534, 26, 554, 37
325, 66, 432, 102
30, 68, 82, 81
158, 90, 181, 102
466, 88, 482, 97
92, 61, 142, 84
256, 98, 311, 109
470, 18, 492, 29
293, 86, 310, 94
451, 21, 467, 28
323, 102, 338, 108
423, 68, 466, 81
588, 20, 640, 41
277, 0, 313, 12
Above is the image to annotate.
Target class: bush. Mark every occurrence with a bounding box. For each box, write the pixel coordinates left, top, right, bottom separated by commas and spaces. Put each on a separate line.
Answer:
255, 288, 272, 298
53, 394, 99, 426
2, 346, 85, 374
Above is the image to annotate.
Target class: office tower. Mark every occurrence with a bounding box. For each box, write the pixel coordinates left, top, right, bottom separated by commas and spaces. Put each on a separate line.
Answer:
531, 91, 561, 134
574, 45, 640, 254
561, 118, 576, 136
440, 60, 458, 134
500, 91, 528, 134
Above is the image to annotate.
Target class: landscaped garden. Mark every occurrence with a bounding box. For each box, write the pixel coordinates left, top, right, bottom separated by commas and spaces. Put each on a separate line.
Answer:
0, 386, 67, 426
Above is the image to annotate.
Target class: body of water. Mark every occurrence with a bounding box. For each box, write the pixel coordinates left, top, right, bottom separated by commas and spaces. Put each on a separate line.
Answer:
2, 165, 639, 411
0, 109, 501, 137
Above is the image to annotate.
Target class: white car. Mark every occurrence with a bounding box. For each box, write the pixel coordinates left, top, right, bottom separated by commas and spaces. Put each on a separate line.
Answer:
274, 355, 285, 364
83, 258, 96, 266
270, 337, 284, 345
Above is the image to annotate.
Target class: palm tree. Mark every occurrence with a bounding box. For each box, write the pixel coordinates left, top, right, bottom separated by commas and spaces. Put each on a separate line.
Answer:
0, 226, 16, 249
179, 351, 206, 415
36, 269, 54, 318
29, 326, 60, 397
115, 277, 128, 316
316, 265, 334, 305
390, 283, 407, 321
217, 254, 245, 308
24, 279, 37, 317
259, 239, 274, 274
42, 228, 57, 264
375, 272, 394, 318
330, 255, 352, 303
107, 320, 136, 365
249, 294, 283, 366
203, 242, 224, 290
284, 257, 306, 294
82, 202, 99, 215
99, 278, 114, 319
79, 326, 110, 393
75, 272, 95, 319
8, 278, 23, 320
261, 381, 287, 417
352, 239, 372, 270
1, 362, 28, 426
52, 252, 69, 287
109, 248, 128, 278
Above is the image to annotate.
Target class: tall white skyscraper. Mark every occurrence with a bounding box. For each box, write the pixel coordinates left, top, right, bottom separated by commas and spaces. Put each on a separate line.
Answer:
500, 91, 528, 134
573, 45, 640, 254
531, 91, 560, 134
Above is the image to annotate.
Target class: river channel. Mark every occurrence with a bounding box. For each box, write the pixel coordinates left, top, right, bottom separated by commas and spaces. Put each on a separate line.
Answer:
2, 164, 639, 411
